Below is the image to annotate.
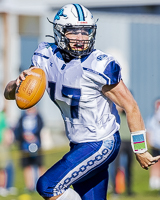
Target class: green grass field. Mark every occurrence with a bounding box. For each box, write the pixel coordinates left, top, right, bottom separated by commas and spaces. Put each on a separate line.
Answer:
1, 145, 160, 200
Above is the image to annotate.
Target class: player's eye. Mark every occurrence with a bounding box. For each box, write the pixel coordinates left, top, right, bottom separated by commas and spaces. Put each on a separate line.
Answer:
81, 31, 89, 36
65, 29, 89, 36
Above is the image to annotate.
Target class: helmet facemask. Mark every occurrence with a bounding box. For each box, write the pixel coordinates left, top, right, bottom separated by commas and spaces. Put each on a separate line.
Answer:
53, 24, 97, 58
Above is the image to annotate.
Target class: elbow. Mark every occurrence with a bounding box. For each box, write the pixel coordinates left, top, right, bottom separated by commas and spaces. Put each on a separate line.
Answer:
4, 88, 11, 100
4, 81, 16, 100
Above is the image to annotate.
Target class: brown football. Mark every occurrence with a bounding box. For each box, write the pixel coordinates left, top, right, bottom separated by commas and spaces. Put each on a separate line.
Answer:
15, 68, 46, 109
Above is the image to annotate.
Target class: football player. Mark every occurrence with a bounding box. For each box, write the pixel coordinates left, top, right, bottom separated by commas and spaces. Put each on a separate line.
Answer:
4, 4, 160, 200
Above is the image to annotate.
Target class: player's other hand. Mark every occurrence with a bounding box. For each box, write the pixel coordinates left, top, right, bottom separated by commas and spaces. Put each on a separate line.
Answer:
16, 66, 38, 86
136, 151, 160, 170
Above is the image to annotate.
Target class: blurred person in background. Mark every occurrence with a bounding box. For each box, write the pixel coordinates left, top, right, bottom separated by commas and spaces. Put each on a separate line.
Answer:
109, 105, 134, 196
0, 98, 16, 197
4, 3, 160, 200
146, 98, 160, 190
14, 106, 46, 193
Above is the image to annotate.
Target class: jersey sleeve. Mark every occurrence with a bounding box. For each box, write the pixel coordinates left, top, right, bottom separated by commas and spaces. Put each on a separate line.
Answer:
103, 59, 122, 85
83, 53, 122, 91
31, 42, 54, 68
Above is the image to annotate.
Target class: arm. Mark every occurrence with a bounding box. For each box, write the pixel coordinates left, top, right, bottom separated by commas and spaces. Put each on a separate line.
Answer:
102, 80, 160, 170
4, 80, 17, 100
4, 66, 37, 100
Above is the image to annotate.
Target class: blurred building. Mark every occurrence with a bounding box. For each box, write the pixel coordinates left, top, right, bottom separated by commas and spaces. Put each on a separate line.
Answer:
0, 0, 160, 129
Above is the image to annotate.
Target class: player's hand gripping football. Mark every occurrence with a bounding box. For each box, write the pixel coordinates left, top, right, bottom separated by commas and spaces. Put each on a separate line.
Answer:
15, 67, 46, 109
16, 66, 38, 86
136, 151, 160, 170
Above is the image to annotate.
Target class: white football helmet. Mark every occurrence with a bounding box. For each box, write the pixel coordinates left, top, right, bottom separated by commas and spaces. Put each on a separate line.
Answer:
48, 4, 97, 57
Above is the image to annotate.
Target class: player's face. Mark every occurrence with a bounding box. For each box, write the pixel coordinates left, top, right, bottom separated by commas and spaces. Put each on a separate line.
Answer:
65, 28, 89, 52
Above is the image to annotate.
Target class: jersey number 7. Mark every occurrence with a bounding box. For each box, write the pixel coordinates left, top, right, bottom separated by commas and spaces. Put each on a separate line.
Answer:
48, 82, 81, 119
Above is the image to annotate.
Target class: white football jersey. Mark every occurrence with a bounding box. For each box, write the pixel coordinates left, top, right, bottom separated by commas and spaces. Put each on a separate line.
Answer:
31, 42, 121, 143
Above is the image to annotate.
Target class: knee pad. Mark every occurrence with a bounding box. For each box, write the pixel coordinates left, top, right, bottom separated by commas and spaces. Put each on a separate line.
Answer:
36, 176, 82, 199
36, 175, 53, 198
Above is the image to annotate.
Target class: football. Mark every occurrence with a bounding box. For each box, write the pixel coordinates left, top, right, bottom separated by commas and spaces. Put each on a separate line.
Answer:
15, 68, 46, 109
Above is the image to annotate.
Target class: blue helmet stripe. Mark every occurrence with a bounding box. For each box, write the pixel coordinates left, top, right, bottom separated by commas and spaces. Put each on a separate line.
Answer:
73, 4, 85, 21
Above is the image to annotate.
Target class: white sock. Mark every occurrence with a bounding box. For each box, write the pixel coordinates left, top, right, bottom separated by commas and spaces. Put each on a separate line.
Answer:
57, 188, 82, 200
149, 177, 160, 189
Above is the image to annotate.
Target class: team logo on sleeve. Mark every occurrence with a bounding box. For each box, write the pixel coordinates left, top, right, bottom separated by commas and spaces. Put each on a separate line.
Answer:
97, 54, 108, 61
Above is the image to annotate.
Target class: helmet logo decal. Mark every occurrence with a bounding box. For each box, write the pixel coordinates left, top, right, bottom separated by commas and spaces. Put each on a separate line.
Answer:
54, 9, 67, 20
73, 4, 85, 21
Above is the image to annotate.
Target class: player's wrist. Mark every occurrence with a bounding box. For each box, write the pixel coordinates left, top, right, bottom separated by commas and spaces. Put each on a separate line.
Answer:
131, 130, 148, 154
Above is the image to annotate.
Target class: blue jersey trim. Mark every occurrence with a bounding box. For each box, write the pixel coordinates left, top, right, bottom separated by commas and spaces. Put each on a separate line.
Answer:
73, 4, 85, 21
53, 48, 63, 61
48, 43, 63, 61
83, 67, 110, 85
34, 52, 49, 59
103, 61, 121, 84
81, 50, 96, 63
81, 54, 90, 63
